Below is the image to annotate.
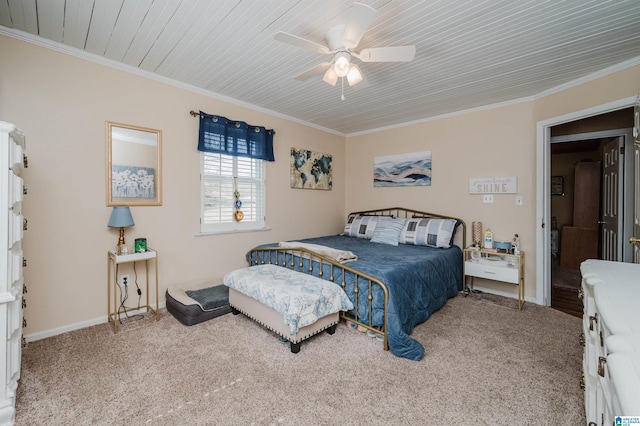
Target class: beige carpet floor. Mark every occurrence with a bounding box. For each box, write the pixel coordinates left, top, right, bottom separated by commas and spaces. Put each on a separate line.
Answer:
15, 294, 585, 425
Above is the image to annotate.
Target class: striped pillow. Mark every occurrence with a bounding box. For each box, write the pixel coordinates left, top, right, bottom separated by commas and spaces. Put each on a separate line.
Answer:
342, 215, 380, 239
399, 218, 458, 248
370, 217, 407, 246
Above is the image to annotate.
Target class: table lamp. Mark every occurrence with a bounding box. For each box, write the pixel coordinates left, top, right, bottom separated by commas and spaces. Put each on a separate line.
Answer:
108, 207, 134, 253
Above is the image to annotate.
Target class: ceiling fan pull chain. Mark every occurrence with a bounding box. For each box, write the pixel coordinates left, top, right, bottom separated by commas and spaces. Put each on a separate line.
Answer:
341, 77, 345, 101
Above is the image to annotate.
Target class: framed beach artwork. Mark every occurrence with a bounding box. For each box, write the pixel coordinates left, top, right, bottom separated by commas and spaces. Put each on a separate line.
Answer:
374, 151, 432, 187
290, 147, 332, 190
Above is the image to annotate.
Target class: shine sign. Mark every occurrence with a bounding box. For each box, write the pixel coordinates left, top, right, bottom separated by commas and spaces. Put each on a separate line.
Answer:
469, 176, 517, 194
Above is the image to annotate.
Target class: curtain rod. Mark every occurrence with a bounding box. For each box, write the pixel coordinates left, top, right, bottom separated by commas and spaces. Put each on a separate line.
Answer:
189, 110, 275, 134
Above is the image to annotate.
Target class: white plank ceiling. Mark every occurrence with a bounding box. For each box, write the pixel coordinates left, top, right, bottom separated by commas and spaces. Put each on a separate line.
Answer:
1, 0, 639, 135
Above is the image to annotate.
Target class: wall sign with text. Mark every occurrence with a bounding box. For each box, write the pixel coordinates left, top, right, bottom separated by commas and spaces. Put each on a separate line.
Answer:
469, 176, 517, 194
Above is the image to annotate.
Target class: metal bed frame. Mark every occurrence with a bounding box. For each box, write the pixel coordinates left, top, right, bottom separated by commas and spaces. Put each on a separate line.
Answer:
247, 207, 466, 352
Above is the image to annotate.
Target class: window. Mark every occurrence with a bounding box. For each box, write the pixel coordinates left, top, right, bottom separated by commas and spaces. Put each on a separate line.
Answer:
201, 152, 265, 233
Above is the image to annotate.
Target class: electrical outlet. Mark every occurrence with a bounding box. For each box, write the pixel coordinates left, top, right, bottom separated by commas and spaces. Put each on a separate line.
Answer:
483, 194, 494, 204
119, 274, 129, 287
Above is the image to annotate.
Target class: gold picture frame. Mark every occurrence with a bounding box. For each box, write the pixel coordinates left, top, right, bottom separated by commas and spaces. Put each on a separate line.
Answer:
106, 121, 162, 206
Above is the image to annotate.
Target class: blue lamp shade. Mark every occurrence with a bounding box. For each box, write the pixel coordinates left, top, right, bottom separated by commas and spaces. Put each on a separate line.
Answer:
108, 207, 135, 228
108, 207, 134, 247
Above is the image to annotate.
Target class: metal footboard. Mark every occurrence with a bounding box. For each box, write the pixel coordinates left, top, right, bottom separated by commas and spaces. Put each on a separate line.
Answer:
247, 247, 390, 351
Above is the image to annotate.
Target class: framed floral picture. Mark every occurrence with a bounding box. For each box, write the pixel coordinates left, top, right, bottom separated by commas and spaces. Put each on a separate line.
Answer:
551, 176, 564, 196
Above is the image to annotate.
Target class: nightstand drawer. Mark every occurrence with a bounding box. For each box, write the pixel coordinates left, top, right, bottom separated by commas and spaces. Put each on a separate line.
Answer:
465, 260, 519, 284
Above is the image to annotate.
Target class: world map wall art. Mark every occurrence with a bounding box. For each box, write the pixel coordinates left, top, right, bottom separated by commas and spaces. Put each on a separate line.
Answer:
290, 147, 332, 190
374, 151, 432, 187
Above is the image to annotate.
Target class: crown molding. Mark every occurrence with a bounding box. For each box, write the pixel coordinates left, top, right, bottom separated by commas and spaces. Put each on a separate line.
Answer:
0, 26, 345, 137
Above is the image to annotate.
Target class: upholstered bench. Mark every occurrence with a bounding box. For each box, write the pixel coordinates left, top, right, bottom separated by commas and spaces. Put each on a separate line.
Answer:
166, 284, 232, 326
223, 264, 354, 353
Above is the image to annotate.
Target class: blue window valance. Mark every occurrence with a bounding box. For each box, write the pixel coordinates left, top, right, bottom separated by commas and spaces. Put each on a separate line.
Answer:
197, 111, 275, 161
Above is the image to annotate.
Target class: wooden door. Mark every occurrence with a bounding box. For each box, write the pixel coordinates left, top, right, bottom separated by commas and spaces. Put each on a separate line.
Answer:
601, 137, 623, 261
573, 161, 601, 228
634, 141, 640, 263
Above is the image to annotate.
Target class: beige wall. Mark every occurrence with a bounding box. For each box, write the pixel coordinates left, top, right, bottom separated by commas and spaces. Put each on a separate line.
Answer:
533, 66, 640, 123
2, 33, 639, 337
0, 35, 345, 337
345, 102, 537, 298
345, 63, 640, 301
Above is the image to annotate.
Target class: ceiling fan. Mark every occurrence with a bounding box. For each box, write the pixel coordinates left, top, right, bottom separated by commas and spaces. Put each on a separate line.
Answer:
275, 2, 416, 99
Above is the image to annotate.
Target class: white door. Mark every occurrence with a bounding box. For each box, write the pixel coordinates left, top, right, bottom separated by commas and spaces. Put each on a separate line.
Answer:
601, 137, 623, 261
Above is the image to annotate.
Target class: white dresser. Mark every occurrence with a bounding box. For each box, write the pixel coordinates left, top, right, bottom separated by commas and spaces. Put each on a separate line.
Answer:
0, 122, 26, 425
580, 259, 640, 425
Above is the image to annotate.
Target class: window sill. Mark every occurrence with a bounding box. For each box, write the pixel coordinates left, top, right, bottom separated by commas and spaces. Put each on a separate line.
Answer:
195, 226, 271, 237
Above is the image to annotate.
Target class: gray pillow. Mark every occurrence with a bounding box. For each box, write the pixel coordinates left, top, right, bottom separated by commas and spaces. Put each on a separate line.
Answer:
370, 217, 406, 246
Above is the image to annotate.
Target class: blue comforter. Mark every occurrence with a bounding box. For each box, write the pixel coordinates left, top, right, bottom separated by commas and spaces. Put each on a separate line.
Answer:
251, 235, 462, 361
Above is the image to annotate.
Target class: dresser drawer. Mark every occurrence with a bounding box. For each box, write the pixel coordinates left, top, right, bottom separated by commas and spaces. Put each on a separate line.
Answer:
465, 260, 518, 284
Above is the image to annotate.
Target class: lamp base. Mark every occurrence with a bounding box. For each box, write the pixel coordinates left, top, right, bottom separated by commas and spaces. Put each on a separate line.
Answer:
118, 227, 126, 246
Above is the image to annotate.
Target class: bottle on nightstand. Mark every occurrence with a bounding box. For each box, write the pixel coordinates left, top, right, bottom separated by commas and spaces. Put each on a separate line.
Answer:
484, 228, 493, 249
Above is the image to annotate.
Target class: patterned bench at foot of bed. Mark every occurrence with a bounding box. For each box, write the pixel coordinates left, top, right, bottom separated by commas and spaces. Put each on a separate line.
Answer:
223, 264, 354, 353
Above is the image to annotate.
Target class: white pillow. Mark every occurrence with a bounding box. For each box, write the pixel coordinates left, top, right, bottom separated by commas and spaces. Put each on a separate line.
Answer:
370, 217, 406, 246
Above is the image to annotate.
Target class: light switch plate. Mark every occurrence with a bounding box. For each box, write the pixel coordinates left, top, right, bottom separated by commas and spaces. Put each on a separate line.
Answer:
515, 196, 523, 206
483, 194, 494, 203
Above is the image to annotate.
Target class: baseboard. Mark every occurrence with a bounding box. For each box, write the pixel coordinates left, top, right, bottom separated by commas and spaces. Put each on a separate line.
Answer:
468, 285, 538, 305
24, 302, 166, 343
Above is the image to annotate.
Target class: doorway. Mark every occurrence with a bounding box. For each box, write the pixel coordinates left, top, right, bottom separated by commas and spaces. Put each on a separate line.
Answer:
535, 97, 637, 309
548, 126, 633, 316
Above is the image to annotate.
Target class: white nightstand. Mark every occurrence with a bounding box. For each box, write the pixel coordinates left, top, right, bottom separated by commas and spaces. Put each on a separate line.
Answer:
464, 248, 525, 309
107, 249, 159, 333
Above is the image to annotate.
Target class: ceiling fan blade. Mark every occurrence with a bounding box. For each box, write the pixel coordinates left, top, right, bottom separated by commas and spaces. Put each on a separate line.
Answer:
295, 63, 331, 81
358, 45, 416, 62
274, 31, 330, 54
341, 2, 376, 49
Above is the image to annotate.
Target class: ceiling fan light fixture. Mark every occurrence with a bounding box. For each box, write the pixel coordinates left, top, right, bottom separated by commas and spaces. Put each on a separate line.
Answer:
322, 67, 338, 86
333, 52, 351, 77
346, 64, 363, 86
